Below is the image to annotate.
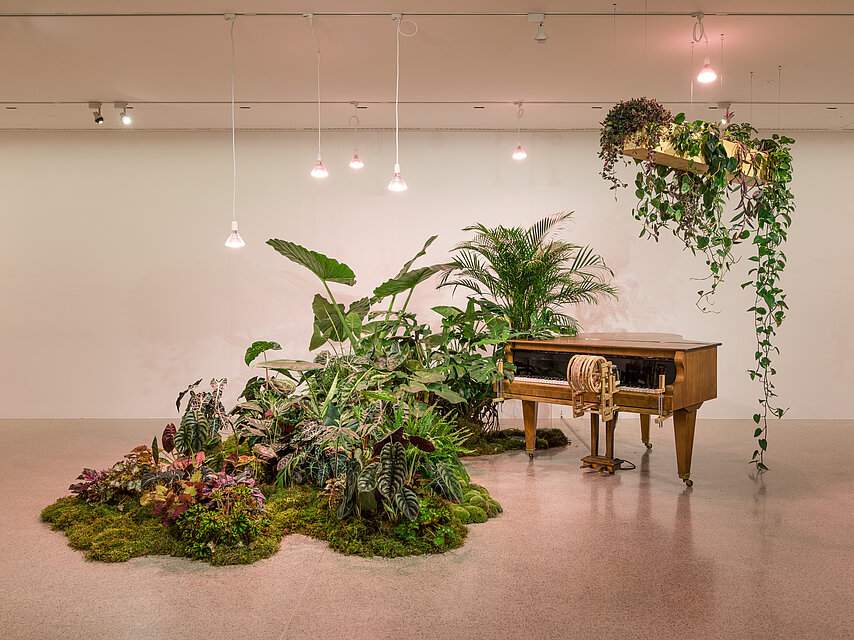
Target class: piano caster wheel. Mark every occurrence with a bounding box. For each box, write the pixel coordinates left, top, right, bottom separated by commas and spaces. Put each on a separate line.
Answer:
528, 453, 534, 461
644, 442, 653, 450
684, 478, 693, 487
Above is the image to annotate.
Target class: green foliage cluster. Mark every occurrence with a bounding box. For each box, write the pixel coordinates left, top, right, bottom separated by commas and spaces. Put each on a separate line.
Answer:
69, 445, 157, 503
438, 212, 617, 335
600, 101, 794, 469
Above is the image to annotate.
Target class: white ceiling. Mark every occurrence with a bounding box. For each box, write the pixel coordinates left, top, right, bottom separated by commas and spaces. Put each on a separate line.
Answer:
2, 1, 854, 131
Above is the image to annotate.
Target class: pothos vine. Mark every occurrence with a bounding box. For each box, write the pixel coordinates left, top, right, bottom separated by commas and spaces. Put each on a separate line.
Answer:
599, 98, 795, 470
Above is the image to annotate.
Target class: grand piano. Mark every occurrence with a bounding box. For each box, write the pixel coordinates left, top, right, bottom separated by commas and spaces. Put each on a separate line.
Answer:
500, 333, 720, 486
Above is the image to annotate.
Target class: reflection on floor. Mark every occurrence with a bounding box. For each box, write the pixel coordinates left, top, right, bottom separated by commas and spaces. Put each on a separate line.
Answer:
1, 416, 852, 639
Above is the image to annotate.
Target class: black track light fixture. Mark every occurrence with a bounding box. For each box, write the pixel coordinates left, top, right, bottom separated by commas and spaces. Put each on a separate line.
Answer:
89, 101, 104, 125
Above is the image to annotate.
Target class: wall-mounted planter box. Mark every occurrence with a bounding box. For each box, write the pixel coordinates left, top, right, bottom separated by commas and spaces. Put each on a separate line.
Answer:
621, 127, 768, 185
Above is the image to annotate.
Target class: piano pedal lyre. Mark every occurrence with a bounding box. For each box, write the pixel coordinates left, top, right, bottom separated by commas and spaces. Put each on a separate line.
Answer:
568, 355, 623, 474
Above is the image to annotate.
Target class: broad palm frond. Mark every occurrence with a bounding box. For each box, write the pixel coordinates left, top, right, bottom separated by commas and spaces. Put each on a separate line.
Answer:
440, 211, 617, 334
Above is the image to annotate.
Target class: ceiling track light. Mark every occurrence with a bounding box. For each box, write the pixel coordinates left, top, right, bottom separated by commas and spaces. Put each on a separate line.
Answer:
306, 14, 328, 179
89, 101, 104, 125
348, 102, 364, 169
512, 101, 527, 160
223, 13, 245, 249
388, 14, 417, 192
528, 13, 548, 44
114, 101, 132, 125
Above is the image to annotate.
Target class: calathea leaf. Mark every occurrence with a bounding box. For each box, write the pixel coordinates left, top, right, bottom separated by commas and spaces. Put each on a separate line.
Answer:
244, 340, 282, 366
267, 377, 296, 396
360, 389, 397, 403
266, 239, 357, 285
358, 462, 380, 492
394, 486, 420, 522
161, 423, 177, 453
151, 437, 160, 466
176, 379, 202, 412
378, 441, 406, 498
431, 462, 464, 502
140, 469, 184, 489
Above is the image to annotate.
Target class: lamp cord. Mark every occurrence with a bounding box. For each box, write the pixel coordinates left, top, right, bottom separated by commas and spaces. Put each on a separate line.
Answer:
230, 16, 236, 223
308, 16, 321, 156
393, 17, 418, 167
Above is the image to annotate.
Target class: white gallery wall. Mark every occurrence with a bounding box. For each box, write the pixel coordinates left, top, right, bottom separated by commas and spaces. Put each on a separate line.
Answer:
0, 129, 851, 419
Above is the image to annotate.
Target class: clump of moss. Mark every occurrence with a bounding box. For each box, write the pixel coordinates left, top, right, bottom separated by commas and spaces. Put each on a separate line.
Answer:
42, 482, 485, 563
455, 482, 502, 526
465, 427, 569, 456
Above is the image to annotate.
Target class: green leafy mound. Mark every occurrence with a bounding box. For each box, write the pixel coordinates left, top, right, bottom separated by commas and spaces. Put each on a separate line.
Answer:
41, 481, 502, 564
466, 428, 568, 456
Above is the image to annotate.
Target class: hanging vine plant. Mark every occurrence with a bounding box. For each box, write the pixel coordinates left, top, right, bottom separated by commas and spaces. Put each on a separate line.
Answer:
599, 97, 795, 470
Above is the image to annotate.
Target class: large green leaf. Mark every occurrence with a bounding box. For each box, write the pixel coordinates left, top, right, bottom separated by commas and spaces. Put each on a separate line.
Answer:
255, 359, 323, 371
309, 320, 327, 351
312, 294, 347, 342
373, 266, 439, 300
431, 305, 462, 319
267, 239, 356, 285
396, 235, 438, 277
430, 386, 465, 404
348, 297, 372, 320
244, 340, 282, 366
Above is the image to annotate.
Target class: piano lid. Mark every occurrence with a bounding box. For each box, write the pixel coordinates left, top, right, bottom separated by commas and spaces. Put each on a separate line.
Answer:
509, 332, 721, 353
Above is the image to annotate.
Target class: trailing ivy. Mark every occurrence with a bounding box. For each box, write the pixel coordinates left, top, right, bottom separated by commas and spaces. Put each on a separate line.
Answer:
600, 99, 794, 470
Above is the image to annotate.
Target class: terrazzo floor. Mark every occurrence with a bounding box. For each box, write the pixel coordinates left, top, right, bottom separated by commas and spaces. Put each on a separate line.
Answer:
1, 416, 852, 640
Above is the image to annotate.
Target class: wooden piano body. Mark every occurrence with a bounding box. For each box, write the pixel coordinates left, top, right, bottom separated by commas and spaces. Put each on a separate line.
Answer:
500, 333, 720, 486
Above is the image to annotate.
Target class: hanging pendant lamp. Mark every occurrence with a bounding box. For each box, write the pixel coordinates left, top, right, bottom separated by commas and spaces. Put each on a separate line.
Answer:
512, 102, 527, 160
348, 103, 365, 169
388, 15, 416, 192
224, 14, 244, 249
307, 15, 328, 179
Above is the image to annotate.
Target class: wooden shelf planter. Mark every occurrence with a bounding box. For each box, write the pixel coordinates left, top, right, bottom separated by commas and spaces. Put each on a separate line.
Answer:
621, 125, 769, 185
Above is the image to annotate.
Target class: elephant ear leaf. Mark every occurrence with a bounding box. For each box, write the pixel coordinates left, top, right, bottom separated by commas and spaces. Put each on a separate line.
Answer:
357, 462, 380, 492
408, 435, 436, 453
397, 235, 438, 277
266, 239, 356, 285
378, 442, 406, 498
394, 486, 420, 521
244, 340, 282, 366
373, 266, 440, 300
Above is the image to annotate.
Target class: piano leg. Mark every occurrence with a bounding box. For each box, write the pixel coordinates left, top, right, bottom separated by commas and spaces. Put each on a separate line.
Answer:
605, 411, 619, 469
522, 400, 538, 460
640, 413, 652, 449
590, 413, 599, 457
673, 403, 701, 486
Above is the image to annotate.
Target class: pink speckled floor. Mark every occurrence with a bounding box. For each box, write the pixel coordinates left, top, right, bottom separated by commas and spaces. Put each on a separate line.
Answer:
1, 416, 852, 640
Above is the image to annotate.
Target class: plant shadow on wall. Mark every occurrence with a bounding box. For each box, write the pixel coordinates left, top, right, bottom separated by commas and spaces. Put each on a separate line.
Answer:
599, 97, 795, 470
42, 218, 617, 564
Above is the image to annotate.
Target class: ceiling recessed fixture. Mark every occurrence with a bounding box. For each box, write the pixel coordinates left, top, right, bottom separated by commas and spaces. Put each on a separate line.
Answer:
708, 105, 718, 109
827, 106, 838, 110
239, 105, 251, 109
5, 106, 17, 110
591, 106, 603, 110
473, 105, 485, 110
356, 105, 368, 110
